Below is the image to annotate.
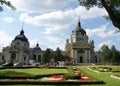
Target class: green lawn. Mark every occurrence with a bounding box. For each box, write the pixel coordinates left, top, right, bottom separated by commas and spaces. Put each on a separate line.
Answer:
0, 68, 68, 76
77, 66, 120, 86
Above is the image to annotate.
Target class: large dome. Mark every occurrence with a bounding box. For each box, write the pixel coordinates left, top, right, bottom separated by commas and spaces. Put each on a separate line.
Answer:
14, 29, 28, 42
73, 21, 86, 36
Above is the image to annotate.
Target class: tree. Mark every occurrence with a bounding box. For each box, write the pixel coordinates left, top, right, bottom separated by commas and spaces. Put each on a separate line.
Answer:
54, 47, 65, 62
0, 0, 16, 12
99, 44, 111, 64
98, 44, 120, 65
42, 48, 53, 64
78, 0, 120, 30
111, 45, 120, 65
111, 45, 116, 63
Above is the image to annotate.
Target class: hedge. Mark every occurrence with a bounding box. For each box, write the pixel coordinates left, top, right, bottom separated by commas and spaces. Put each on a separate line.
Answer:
62, 67, 80, 79
0, 80, 105, 85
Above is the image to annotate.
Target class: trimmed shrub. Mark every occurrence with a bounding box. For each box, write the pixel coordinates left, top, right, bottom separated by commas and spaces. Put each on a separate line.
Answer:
0, 80, 105, 85
63, 74, 80, 79
63, 67, 81, 79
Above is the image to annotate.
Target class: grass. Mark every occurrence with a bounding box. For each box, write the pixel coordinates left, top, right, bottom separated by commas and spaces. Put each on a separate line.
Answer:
77, 66, 120, 86
0, 68, 68, 76
90, 66, 120, 72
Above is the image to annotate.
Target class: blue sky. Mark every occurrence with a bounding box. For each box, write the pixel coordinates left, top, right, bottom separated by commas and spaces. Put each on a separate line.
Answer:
0, 0, 120, 51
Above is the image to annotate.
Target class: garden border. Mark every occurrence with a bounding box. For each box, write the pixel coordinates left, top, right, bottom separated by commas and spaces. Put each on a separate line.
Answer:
0, 80, 105, 85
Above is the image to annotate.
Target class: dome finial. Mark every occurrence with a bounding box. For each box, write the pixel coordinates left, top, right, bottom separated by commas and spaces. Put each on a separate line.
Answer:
20, 29, 24, 35
20, 23, 24, 35
22, 22, 24, 30
78, 16, 81, 28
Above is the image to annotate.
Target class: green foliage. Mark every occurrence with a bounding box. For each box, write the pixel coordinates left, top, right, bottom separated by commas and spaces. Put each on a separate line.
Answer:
54, 47, 65, 61
43, 47, 70, 64
0, 79, 104, 85
99, 44, 112, 64
63, 74, 80, 79
42, 48, 54, 63
78, 0, 100, 9
110, 45, 120, 64
63, 67, 80, 79
98, 44, 120, 65
0, 0, 16, 12
78, 0, 120, 30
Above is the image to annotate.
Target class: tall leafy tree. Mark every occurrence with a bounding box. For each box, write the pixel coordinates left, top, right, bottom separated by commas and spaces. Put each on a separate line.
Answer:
78, 0, 120, 30
42, 48, 53, 64
99, 44, 111, 64
0, 0, 16, 12
54, 47, 64, 62
111, 45, 116, 63
98, 44, 120, 65
111, 45, 120, 64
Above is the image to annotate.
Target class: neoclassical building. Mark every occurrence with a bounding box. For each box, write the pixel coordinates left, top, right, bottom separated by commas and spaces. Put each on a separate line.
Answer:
0, 20, 95, 65
2, 29, 43, 64
65, 20, 95, 64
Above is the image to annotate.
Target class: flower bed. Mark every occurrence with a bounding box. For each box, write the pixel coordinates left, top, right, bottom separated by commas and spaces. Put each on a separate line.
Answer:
73, 68, 92, 81
89, 67, 112, 72
42, 74, 66, 81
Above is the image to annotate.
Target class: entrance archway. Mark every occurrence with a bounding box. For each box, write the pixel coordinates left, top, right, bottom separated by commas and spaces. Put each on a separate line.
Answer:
79, 57, 83, 63
11, 53, 16, 62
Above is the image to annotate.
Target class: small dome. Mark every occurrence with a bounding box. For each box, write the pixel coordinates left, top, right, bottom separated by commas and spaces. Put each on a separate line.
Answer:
34, 43, 41, 50
14, 29, 28, 42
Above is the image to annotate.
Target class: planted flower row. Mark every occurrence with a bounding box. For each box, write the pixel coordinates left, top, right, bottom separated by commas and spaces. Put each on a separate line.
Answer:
73, 68, 92, 80
90, 67, 112, 72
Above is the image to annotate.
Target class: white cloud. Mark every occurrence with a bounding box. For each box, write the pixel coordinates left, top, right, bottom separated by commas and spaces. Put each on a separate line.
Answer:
19, 11, 74, 27
43, 25, 69, 35
19, 6, 108, 35
3, 17, 14, 23
74, 6, 108, 19
45, 36, 61, 43
29, 39, 38, 48
9, 0, 77, 12
43, 35, 66, 50
86, 25, 116, 38
0, 30, 13, 51
29, 39, 48, 50
98, 40, 115, 49
19, 6, 107, 25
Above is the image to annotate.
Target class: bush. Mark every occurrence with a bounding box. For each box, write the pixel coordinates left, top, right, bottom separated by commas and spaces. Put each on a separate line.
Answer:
63, 74, 80, 79
63, 67, 81, 79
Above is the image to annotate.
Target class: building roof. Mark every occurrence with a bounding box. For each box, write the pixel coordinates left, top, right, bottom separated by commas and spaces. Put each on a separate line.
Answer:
73, 20, 86, 36
34, 43, 41, 50
14, 29, 29, 42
